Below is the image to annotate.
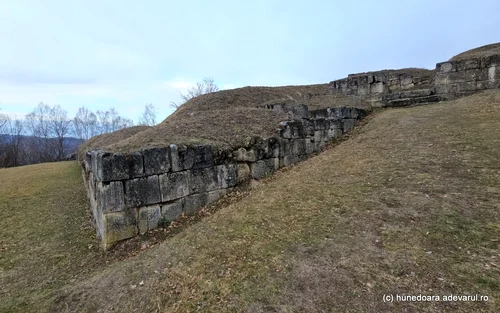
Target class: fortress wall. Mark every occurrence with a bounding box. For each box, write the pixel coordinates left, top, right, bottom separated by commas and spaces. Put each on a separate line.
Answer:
329, 71, 435, 104
81, 105, 367, 249
435, 55, 500, 99
329, 54, 500, 107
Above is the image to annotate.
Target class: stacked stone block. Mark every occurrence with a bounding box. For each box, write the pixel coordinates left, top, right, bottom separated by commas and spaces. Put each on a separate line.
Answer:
435, 55, 500, 99
81, 105, 366, 249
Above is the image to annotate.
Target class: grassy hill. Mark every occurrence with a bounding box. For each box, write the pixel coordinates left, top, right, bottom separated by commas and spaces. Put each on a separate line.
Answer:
450, 42, 500, 61
79, 84, 369, 154
2, 90, 499, 312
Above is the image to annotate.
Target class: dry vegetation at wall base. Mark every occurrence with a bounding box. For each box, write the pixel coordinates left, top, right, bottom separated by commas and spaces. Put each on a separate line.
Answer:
2, 90, 499, 312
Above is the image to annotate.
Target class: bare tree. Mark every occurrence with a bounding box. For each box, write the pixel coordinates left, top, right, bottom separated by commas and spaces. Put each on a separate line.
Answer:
96, 110, 111, 134
138, 103, 157, 126
170, 77, 219, 109
73, 106, 98, 140
25, 103, 55, 162
50, 105, 72, 160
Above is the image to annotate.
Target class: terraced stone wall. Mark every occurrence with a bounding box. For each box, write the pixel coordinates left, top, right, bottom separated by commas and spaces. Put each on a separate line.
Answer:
81, 105, 366, 249
329, 54, 500, 107
329, 70, 437, 106
435, 55, 500, 99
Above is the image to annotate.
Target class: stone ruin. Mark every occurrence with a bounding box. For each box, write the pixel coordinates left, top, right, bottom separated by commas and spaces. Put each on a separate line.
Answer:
330, 54, 500, 106
81, 105, 366, 249
81, 52, 500, 249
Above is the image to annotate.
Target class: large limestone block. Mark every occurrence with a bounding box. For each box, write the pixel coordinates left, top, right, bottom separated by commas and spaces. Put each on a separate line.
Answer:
278, 139, 292, 157
125, 175, 161, 208
142, 147, 170, 175
161, 198, 184, 222
279, 121, 305, 139
342, 119, 357, 133
216, 164, 237, 188
370, 82, 385, 94
291, 139, 307, 155
96, 181, 125, 213
138, 204, 161, 234
207, 188, 230, 205
233, 148, 258, 162
159, 171, 190, 202
189, 167, 219, 193
280, 155, 301, 167
250, 158, 279, 179
94, 151, 144, 182
170, 144, 195, 172
313, 118, 326, 130
192, 145, 214, 169
184, 193, 208, 215
236, 163, 251, 183
102, 209, 138, 249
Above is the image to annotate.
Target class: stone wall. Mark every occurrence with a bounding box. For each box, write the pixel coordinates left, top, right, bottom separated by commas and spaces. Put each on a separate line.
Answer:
329, 54, 500, 107
329, 70, 437, 106
81, 105, 366, 249
435, 55, 500, 99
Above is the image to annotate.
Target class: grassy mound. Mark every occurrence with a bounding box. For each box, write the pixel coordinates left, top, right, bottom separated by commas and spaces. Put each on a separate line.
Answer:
5, 90, 498, 312
450, 42, 500, 61
79, 84, 369, 154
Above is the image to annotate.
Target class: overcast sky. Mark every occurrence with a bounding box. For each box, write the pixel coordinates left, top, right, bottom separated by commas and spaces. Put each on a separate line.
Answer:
0, 0, 499, 122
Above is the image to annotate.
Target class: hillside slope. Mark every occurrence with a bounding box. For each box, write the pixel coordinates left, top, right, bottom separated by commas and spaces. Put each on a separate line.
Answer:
450, 42, 500, 61
79, 84, 369, 154
38, 90, 500, 312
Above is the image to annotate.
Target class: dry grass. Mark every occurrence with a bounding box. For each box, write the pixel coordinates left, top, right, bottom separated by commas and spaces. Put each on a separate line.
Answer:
0, 162, 152, 313
79, 84, 370, 154
450, 42, 500, 61
347, 67, 434, 78
38, 90, 500, 312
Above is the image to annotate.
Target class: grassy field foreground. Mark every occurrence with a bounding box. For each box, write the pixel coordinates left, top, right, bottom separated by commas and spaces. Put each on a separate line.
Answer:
2, 90, 500, 312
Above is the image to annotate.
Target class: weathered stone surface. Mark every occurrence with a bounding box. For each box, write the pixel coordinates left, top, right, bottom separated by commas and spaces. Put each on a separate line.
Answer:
142, 147, 170, 175
95, 151, 144, 182
102, 209, 138, 249
184, 193, 208, 215
278, 139, 292, 157
305, 138, 315, 154
125, 175, 161, 208
161, 198, 184, 221
310, 109, 328, 119
280, 155, 300, 167
217, 164, 237, 188
192, 145, 214, 169
326, 128, 342, 139
313, 118, 326, 130
314, 130, 326, 143
213, 148, 233, 165
291, 139, 307, 155
207, 188, 229, 205
250, 158, 279, 179
96, 181, 125, 213
161, 198, 185, 222
159, 171, 190, 202
189, 167, 219, 193
138, 204, 161, 234
280, 121, 305, 139
267, 137, 280, 158
233, 148, 257, 162
326, 118, 343, 129
236, 163, 251, 183
170, 144, 195, 172
342, 119, 357, 133
370, 82, 385, 93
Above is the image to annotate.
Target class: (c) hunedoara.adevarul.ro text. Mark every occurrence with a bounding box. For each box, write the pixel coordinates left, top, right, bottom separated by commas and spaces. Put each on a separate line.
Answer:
382, 294, 489, 303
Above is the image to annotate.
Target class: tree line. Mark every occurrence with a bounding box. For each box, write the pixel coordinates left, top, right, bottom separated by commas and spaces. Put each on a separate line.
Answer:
0, 77, 219, 168
0, 103, 157, 168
